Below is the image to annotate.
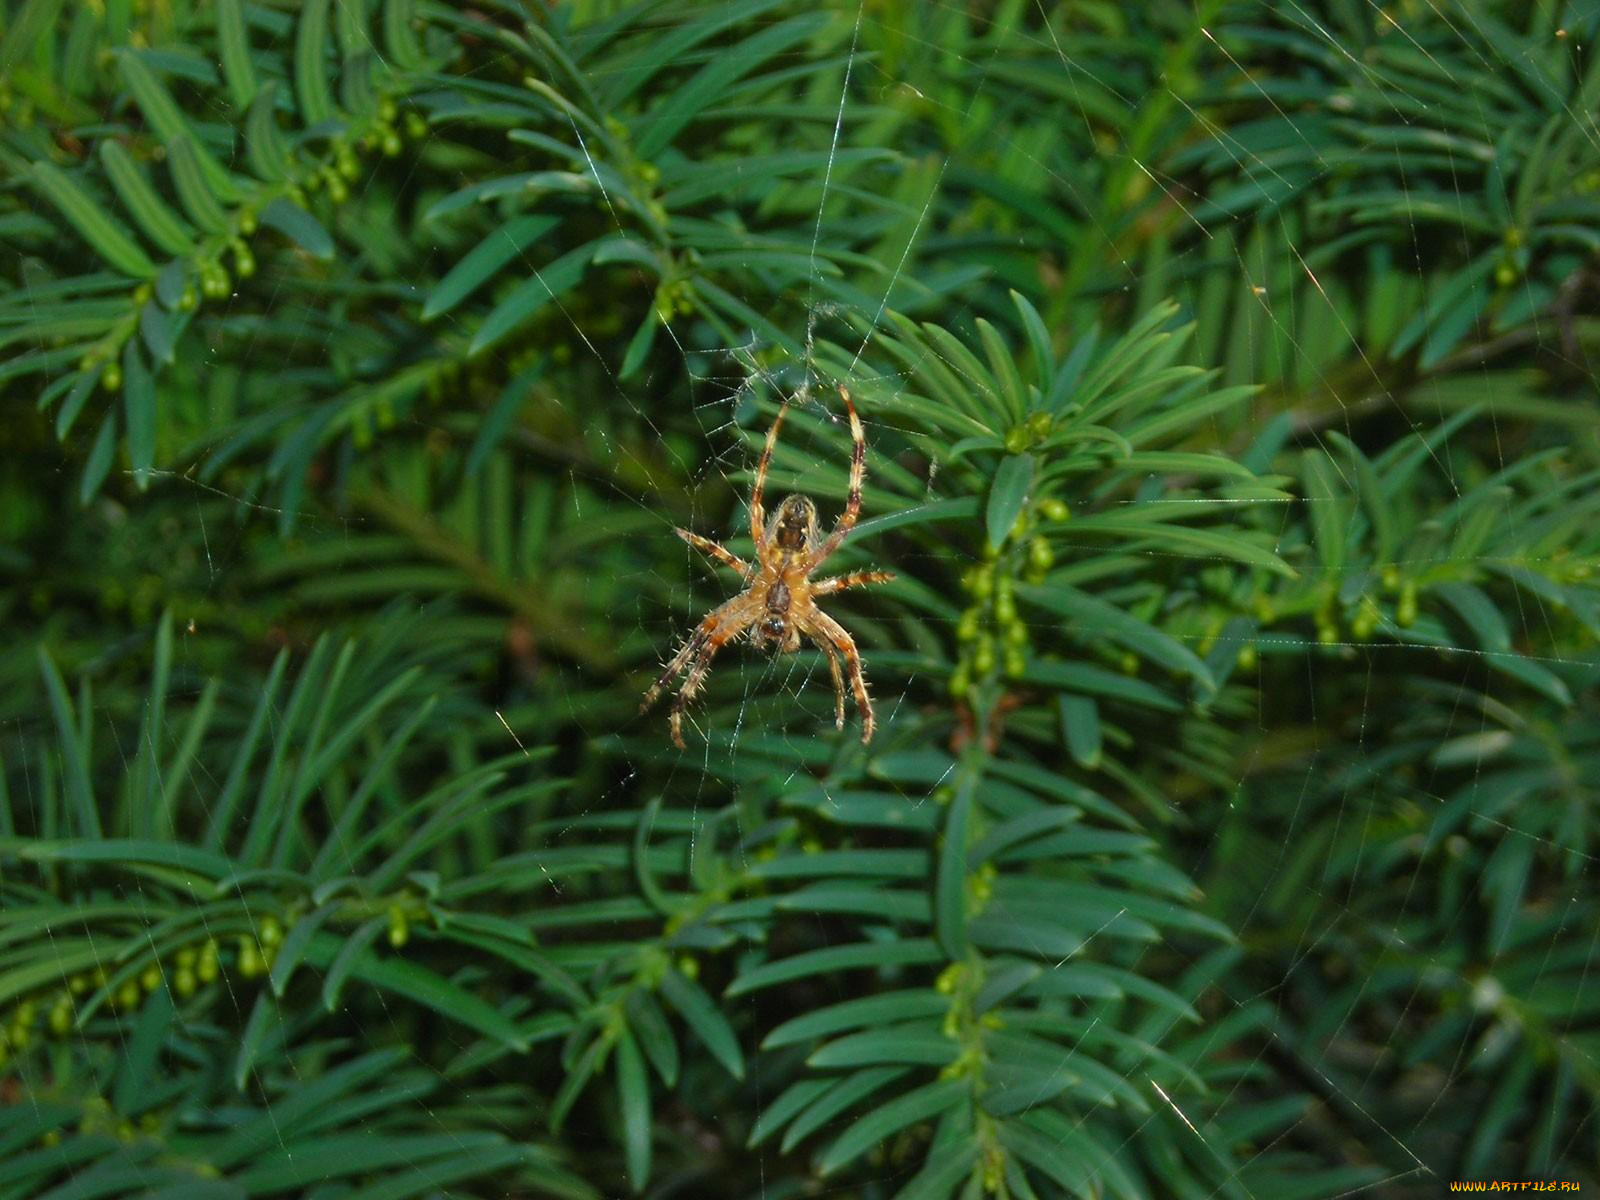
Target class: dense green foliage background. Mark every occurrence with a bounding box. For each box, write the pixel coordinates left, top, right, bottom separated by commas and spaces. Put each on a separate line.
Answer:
3, 1, 1598, 1196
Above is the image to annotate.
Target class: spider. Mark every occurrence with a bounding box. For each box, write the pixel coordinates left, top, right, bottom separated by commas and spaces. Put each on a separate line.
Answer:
642, 387, 895, 749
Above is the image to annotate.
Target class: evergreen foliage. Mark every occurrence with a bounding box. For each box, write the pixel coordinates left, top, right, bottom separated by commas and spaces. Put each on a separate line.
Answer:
2, 2, 1596, 1197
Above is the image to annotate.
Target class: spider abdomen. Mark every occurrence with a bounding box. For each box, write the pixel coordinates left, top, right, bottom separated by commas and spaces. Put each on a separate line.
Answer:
759, 578, 794, 646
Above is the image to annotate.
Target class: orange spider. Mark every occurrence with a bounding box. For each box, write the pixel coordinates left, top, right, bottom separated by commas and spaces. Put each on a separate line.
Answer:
642, 387, 895, 748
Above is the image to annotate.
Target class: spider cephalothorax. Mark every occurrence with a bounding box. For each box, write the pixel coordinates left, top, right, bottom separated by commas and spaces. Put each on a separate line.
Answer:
641, 388, 895, 748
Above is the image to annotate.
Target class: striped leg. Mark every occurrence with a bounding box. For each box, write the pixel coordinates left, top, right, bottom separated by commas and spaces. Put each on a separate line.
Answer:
749, 401, 790, 547
641, 595, 758, 747
675, 527, 750, 577
808, 631, 847, 729
812, 569, 896, 597
808, 387, 867, 569
801, 608, 876, 743
668, 620, 748, 749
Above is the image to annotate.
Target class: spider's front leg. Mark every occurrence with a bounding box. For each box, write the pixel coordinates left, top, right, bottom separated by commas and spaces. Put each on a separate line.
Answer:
811, 570, 895, 597
675, 528, 750, 577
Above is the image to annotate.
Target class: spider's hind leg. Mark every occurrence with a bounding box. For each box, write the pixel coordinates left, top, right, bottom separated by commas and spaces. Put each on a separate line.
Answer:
642, 595, 759, 748
801, 608, 876, 743
808, 633, 847, 730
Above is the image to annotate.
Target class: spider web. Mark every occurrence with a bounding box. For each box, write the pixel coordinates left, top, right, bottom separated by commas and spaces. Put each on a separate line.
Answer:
6, 3, 1599, 1198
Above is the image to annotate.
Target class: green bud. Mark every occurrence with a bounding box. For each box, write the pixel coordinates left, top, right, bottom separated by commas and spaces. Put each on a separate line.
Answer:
1004, 647, 1027, 679
1039, 498, 1070, 522
1027, 536, 1054, 573
102, 363, 122, 391
1397, 582, 1418, 628
973, 638, 996, 676
258, 916, 283, 948
1004, 426, 1030, 454
237, 937, 263, 979
404, 111, 428, 139
956, 608, 980, 642
947, 665, 970, 699
387, 905, 410, 949
140, 964, 162, 992
382, 130, 402, 157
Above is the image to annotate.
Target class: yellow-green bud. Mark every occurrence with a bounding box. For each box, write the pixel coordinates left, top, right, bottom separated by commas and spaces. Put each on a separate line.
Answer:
1397, 582, 1418, 627
1028, 536, 1054, 573
973, 638, 996, 676
956, 608, 980, 642
948, 665, 969, 698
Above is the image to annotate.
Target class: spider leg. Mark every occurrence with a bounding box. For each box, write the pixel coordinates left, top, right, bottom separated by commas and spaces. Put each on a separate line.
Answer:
811, 569, 895, 597
807, 386, 867, 570
806, 631, 847, 729
642, 595, 760, 749
641, 595, 753, 715
675, 528, 750, 577
749, 401, 790, 547
800, 607, 877, 743
667, 628, 744, 749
